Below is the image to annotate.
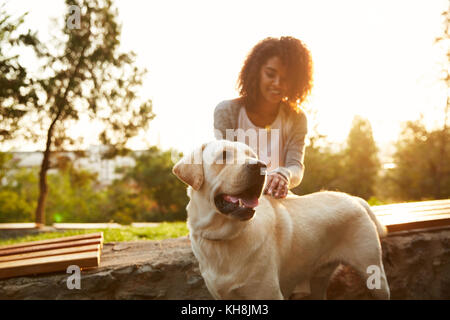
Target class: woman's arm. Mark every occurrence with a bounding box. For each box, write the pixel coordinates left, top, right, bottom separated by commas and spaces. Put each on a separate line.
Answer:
273, 111, 308, 189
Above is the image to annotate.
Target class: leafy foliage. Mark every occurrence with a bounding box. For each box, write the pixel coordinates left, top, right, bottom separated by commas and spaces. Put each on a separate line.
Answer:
294, 116, 380, 200
0, 6, 38, 142
340, 116, 380, 200
385, 120, 450, 201
0, 152, 14, 183
0, 0, 155, 225
293, 135, 345, 195
123, 147, 188, 220
0, 146, 188, 224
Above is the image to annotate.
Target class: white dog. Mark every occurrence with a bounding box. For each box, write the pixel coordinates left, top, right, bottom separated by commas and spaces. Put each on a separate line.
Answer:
173, 140, 390, 300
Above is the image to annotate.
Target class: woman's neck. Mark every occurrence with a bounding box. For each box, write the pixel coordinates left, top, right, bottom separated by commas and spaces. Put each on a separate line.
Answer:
245, 98, 280, 127
248, 98, 278, 114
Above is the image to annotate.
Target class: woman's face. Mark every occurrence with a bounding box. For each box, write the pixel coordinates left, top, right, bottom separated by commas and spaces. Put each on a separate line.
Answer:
258, 56, 287, 105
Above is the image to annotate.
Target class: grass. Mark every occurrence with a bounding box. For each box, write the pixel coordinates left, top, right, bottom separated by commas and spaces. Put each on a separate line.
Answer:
0, 222, 189, 246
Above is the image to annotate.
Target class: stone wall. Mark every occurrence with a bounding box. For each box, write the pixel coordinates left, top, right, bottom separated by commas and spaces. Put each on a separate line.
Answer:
1, 227, 450, 299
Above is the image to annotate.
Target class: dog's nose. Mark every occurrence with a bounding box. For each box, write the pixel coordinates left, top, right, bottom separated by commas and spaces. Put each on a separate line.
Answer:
246, 160, 267, 174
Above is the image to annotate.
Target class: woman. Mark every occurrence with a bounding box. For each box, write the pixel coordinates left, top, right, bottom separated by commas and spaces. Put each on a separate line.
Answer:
214, 36, 313, 199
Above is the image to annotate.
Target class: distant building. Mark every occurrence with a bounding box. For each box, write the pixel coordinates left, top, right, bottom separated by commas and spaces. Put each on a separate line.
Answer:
10, 146, 143, 186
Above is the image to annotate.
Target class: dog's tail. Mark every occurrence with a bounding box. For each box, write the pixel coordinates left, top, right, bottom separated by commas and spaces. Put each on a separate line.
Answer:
356, 197, 388, 238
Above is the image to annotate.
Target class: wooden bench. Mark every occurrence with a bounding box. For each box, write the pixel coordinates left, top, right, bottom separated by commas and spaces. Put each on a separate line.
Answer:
372, 199, 450, 233
0, 232, 103, 280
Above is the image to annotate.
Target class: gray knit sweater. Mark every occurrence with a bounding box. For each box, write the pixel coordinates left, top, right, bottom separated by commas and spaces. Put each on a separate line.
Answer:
213, 98, 308, 189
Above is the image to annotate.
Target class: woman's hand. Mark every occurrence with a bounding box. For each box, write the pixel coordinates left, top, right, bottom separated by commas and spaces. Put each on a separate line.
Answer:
264, 172, 288, 199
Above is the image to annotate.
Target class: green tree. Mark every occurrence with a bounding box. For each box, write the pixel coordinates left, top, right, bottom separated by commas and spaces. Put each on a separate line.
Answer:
387, 120, 450, 200
44, 155, 108, 223
0, 5, 38, 142
1, 1, 155, 227
0, 156, 107, 224
0, 189, 34, 222
0, 167, 38, 223
292, 133, 345, 196
341, 116, 380, 200
432, 2, 450, 198
0, 152, 13, 184
102, 179, 156, 224
386, 3, 450, 201
124, 147, 188, 221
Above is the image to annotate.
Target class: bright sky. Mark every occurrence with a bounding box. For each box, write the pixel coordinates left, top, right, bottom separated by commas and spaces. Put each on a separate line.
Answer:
2, 0, 448, 155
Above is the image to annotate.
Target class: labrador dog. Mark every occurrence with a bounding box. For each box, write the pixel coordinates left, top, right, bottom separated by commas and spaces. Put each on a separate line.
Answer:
173, 140, 390, 300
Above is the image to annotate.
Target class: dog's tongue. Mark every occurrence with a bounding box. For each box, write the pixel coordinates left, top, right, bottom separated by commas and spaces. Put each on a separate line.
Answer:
223, 195, 259, 208
241, 197, 258, 208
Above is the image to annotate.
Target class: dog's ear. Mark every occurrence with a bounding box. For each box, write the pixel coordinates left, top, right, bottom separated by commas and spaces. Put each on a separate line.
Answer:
172, 143, 206, 190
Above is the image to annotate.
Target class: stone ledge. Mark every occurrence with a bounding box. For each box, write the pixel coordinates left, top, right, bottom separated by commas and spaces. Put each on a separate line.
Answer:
1, 228, 450, 299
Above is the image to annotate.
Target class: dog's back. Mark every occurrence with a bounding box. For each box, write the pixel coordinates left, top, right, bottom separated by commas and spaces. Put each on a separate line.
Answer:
278, 190, 386, 238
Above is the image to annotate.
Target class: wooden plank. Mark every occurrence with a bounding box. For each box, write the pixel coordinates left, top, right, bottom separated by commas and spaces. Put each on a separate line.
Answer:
373, 205, 450, 215
378, 212, 450, 224
0, 250, 100, 280
0, 238, 103, 257
380, 199, 450, 207
372, 201, 450, 210
371, 200, 450, 233
374, 208, 450, 217
0, 244, 100, 263
0, 223, 38, 230
386, 216, 450, 233
0, 232, 103, 251
398, 208, 450, 217
371, 199, 450, 211
373, 206, 450, 214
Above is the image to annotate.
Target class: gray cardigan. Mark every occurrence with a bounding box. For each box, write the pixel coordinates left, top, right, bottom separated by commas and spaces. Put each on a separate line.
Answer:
213, 98, 308, 189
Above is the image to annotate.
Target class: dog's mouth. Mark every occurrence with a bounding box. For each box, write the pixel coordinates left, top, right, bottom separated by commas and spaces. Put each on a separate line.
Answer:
214, 181, 264, 221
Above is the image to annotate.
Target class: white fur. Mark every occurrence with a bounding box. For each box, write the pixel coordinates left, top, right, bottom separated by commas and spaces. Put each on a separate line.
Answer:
176, 140, 390, 300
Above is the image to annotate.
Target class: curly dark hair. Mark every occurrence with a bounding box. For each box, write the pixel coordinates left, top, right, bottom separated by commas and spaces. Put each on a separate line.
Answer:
237, 36, 313, 112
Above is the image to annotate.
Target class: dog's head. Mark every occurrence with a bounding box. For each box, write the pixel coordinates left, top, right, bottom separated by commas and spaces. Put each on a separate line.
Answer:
173, 140, 267, 221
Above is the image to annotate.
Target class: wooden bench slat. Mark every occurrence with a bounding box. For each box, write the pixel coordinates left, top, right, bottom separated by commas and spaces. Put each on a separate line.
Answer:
386, 216, 450, 233
374, 208, 450, 217
372, 201, 450, 210
0, 232, 103, 251
0, 250, 100, 280
371, 199, 450, 211
0, 244, 100, 263
378, 212, 450, 222
0, 238, 103, 257
373, 207, 450, 215
373, 205, 450, 214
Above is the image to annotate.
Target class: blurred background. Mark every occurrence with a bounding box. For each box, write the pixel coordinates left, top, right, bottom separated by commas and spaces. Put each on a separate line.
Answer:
0, 0, 449, 226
